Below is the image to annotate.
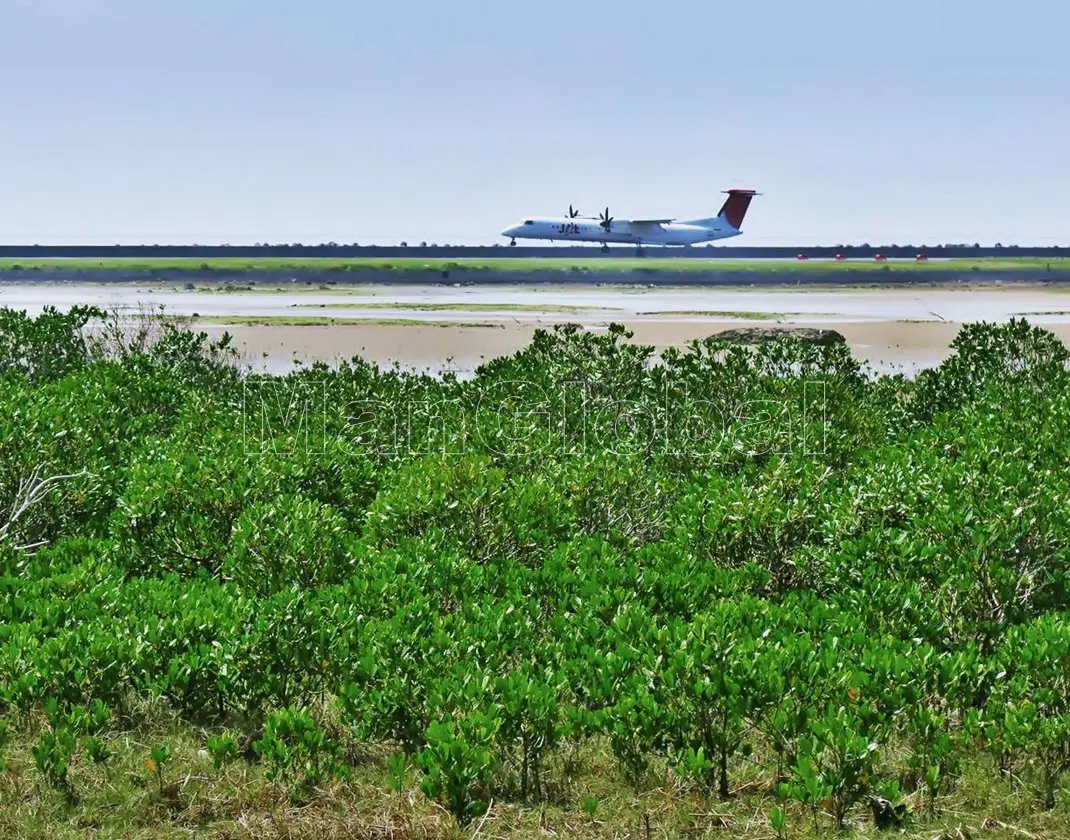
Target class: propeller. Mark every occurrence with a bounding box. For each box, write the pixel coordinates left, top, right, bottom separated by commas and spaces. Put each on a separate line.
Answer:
598, 207, 614, 231
567, 205, 581, 218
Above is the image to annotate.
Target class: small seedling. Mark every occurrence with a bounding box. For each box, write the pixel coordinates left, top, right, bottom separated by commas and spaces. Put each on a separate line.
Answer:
387, 752, 408, 792
33, 730, 76, 790
206, 734, 239, 774
768, 806, 787, 839
85, 736, 111, 765
146, 744, 172, 795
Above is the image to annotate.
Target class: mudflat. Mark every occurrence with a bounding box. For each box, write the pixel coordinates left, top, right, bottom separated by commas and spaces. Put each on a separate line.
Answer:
5, 281, 1070, 375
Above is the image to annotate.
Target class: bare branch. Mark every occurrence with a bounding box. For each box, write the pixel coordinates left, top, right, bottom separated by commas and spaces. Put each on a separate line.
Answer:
0, 465, 92, 553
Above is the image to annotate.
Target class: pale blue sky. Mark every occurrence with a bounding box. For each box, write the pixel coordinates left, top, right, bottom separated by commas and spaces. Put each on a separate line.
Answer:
2, 0, 1067, 245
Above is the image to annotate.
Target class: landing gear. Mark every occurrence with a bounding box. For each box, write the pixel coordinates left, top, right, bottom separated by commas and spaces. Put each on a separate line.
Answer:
635, 245, 645, 257
510, 239, 517, 246
600, 243, 609, 253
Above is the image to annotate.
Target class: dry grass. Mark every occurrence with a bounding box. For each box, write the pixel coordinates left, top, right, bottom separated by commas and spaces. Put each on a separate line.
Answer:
2, 712, 1068, 840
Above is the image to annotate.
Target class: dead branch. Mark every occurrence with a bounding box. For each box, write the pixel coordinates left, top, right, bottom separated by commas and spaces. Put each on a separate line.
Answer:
0, 464, 91, 553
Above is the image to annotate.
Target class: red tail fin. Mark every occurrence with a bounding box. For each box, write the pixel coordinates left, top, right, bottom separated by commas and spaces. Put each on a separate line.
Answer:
717, 189, 758, 230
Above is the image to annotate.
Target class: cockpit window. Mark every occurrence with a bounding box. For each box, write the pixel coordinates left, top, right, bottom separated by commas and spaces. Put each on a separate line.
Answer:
523, 220, 534, 225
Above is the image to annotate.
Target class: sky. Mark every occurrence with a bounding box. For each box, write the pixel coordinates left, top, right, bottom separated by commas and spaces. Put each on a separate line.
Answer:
1, 0, 1067, 246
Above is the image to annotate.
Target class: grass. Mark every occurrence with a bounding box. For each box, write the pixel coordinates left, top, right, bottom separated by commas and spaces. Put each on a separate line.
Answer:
0, 712, 1065, 840
177, 314, 503, 328
184, 284, 380, 295
1, 257, 1069, 274
292, 302, 616, 313
94, 284, 380, 295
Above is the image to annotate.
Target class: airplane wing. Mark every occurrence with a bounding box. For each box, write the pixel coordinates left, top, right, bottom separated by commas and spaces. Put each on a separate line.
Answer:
629, 218, 674, 226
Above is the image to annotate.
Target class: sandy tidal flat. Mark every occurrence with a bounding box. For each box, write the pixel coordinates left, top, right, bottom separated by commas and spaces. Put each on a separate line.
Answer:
5, 282, 1070, 376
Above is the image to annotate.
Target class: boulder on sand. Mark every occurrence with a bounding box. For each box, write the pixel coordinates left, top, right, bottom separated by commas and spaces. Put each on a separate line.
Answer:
709, 326, 846, 346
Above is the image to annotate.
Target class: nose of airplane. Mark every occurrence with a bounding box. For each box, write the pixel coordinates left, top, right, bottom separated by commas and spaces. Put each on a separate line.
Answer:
500, 226, 516, 238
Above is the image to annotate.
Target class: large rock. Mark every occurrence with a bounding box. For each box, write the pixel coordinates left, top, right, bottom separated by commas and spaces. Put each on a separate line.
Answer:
709, 326, 847, 346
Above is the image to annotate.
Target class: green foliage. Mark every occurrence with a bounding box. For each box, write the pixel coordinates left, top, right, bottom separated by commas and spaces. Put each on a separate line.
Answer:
386, 751, 409, 792
224, 495, 352, 594
84, 736, 111, 765
33, 729, 76, 790
779, 752, 832, 832
987, 614, 1070, 808
768, 805, 787, 838
61, 698, 112, 735
206, 733, 239, 773
113, 439, 252, 578
906, 704, 957, 814
253, 708, 348, 801
495, 670, 564, 801
911, 319, 1069, 423
5, 310, 1070, 832
871, 779, 908, 829
416, 714, 500, 825
808, 704, 884, 830
779, 702, 884, 831
30, 697, 112, 790
660, 601, 764, 797
147, 744, 172, 794
0, 305, 103, 383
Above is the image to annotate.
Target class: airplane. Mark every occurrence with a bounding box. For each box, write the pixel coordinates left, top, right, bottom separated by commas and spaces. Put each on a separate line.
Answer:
500, 189, 759, 253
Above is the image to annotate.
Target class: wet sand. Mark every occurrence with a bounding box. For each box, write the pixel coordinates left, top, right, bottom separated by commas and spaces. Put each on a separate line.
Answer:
202, 319, 1065, 378
4, 282, 1070, 376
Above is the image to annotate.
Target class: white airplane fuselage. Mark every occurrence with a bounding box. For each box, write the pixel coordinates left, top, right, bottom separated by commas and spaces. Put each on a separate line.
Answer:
501, 218, 738, 246
501, 190, 758, 248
